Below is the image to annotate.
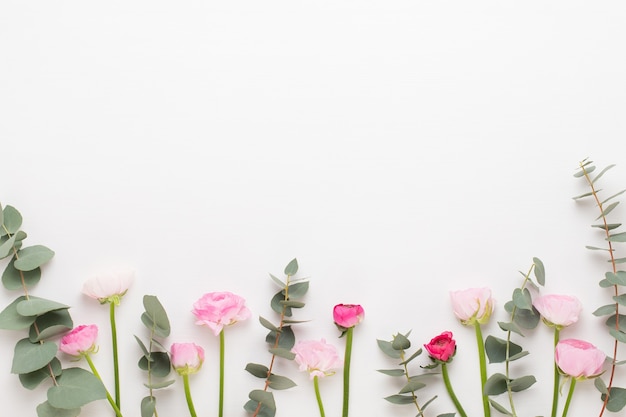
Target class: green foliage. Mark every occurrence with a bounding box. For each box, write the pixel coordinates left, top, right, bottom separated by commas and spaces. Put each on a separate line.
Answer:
136, 294, 173, 417
378, 331, 441, 415
245, 259, 307, 416
36, 401, 81, 417
47, 367, 107, 409
19, 358, 62, 390
575, 159, 626, 412
11, 338, 58, 374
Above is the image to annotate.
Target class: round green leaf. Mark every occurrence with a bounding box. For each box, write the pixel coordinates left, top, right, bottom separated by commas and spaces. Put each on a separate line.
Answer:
267, 374, 296, 390
11, 338, 58, 374
17, 296, 69, 316
283, 258, 298, 276
30, 309, 74, 342
287, 281, 309, 298
36, 401, 81, 417
141, 396, 157, 417
0, 234, 17, 259
19, 357, 62, 390
47, 367, 106, 409
0, 296, 37, 330
138, 352, 171, 377
245, 363, 270, 378
2, 258, 42, 290
142, 295, 170, 336
2, 205, 23, 235
14, 245, 55, 271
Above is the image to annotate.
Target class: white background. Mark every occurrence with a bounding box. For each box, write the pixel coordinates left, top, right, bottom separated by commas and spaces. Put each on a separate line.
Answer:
2, 1, 626, 416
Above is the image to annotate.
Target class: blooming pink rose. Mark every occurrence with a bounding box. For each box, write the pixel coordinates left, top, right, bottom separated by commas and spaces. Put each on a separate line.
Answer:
533, 294, 582, 329
292, 338, 343, 379
82, 268, 134, 304
192, 291, 251, 336
171, 342, 205, 376
59, 325, 98, 357
333, 304, 365, 330
555, 339, 605, 379
449, 287, 494, 325
424, 331, 456, 362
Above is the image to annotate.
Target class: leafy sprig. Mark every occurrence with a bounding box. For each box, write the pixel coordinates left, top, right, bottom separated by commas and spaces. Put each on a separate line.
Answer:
244, 258, 309, 417
574, 159, 626, 414
135, 295, 174, 417
0, 203, 107, 417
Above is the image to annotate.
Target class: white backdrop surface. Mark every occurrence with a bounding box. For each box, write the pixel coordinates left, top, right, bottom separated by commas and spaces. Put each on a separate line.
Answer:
2, 1, 626, 417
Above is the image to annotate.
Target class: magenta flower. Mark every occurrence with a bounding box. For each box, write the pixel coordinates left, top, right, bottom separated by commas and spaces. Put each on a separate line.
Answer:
449, 287, 494, 325
82, 268, 134, 304
192, 291, 251, 336
292, 339, 343, 379
555, 339, 605, 379
533, 294, 582, 329
424, 331, 457, 363
171, 342, 205, 376
60, 325, 99, 357
333, 304, 365, 330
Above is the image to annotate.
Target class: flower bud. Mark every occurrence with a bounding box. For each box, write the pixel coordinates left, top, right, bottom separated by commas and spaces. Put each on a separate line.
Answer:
171, 343, 205, 376
555, 339, 605, 379
533, 294, 582, 329
333, 304, 365, 331
450, 287, 494, 325
60, 325, 99, 357
424, 331, 456, 363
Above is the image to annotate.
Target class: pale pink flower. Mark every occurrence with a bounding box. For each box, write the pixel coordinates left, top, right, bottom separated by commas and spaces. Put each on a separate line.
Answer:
192, 291, 251, 336
450, 287, 494, 325
424, 331, 456, 363
333, 304, 365, 330
60, 325, 98, 357
555, 339, 605, 379
82, 268, 134, 304
292, 339, 343, 379
533, 294, 582, 329
171, 342, 205, 376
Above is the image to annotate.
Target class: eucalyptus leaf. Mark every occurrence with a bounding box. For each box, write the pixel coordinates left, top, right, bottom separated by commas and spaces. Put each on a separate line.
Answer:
283, 258, 298, 276
613, 294, 626, 306
0, 296, 37, 330
513, 307, 540, 329
287, 281, 309, 298
485, 336, 522, 364
489, 399, 513, 416
532, 257, 545, 286
0, 234, 17, 259
605, 314, 626, 332
141, 396, 157, 417
245, 363, 269, 378
269, 273, 284, 288
484, 373, 508, 395
597, 201, 620, 220
399, 348, 422, 366
47, 367, 107, 409
268, 374, 297, 390
609, 328, 626, 343
268, 347, 296, 360
497, 321, 524, 336
509, 375, 536, 391
138, 352, 171, 377
135, 335, 150, 360
270, 291, 290, 316
377, 369, 405, 377
36, 401, 81, 417
595, 304, 618, 316
19, 357, 62, 390
29, 309, 74, 342
143, 295, 170, 336
392, 333, 411, 350
592, 223, 622, 231
608, 232, 626, 243
384, 394, 415, 405
249, 389, 276, 410
244, 400, 276, 417
399, 379, 426, 393
2, 205, 23, 234
2, 258, 41, 290
279, 300, 305, 308
259, 316, 279, 332
512, 288, 532, 310
592, 164, 616, 184
14, 245, 55, 272
602, 189, 626, 205
144, 380, 175, 389
595, 377, 608, 394
377, 339, 402, 359
17, 297, 69, 316
602, 386, 626, 412
11, 338, 58, 374
266, 325, 294, 350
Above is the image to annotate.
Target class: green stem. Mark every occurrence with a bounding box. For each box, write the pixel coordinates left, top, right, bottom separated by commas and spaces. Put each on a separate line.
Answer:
551, 328, 561, 417
442, 362, 468, 417
110, 302, 121, 411
183, 374, 198, 417
219, 329, 225, 417
474, 322, 490, 417
84, 354, 123, 417
342, 326, 354, 417
314, 375, 326, 417
561, 378, 577, 417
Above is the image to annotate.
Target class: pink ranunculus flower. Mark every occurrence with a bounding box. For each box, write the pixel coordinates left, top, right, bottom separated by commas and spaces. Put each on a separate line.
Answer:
450, 287, 494, 325
171, 342, 205, 376
292, 338, 343, 379
192, 291, 251, 336
333, 304, 365, 330
82, 268, 134, 305
533, 294, 582, 329
424, 331, 456, 363
555, 339, 605, 379
59, 324, 99, 357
